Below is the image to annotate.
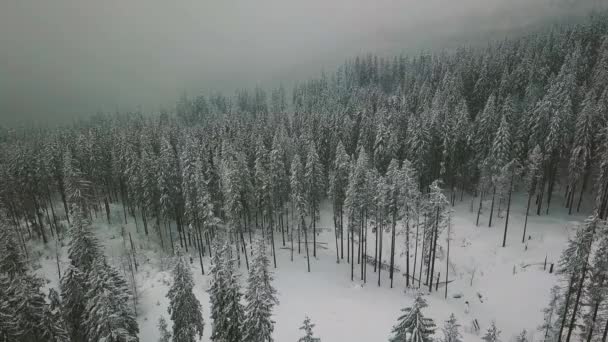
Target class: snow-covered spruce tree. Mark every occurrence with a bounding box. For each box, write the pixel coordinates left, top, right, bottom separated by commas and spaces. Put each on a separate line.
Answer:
539, 285, 560, 341
386, 159, 404, 288
426, 180, 449, 292
389, 294, 436, 342
220, 244, 245, 342
290, 154, 310, 270
567, 91, 597, 214
482, 321, 501, 342
0, 219, 68, 342
298, 316, 320, 342
329, 140, 350, 262
581, 226, 608, 341
344, 149, 369, 281
441, 313, 462, 342
399, 159, 419, 288
208, 239, 226, 341
254, 138, 276, 268
209, 240, 245, 342
269, 133, 289, 248
243, 237, 279, 342
222, 149, 251, 269
158, 316, 172, 342
0, 274, 69, 342
522, 145, 543, 243
60, 203, 103, 342
84, 257, 139, 342
516, 329, 529, 342
554, 214, 600, 342
167, 255, 204, 342
305, 142, 323, 258
0, 219, 27, 278
485, 114, 511, 228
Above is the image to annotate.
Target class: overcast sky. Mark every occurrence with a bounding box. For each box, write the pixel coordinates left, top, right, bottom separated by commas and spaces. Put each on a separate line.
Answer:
0, 0, 605, 126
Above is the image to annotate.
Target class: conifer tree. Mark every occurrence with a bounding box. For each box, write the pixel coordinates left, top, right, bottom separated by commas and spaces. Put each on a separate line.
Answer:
61, 203, 102, 342
441, 313, 462, 342
167, 255, 204, 342
516, 329, 529, 342
305, 143, 323, 258
208, 240, 226, 341
298, 316, 320, 342
243, 238, 279, 342
482, 321, 501, 342
158, 316, 172, 342
290, 154, 310, 271
389, 294, 436, 342
0, 220, 27, 278
84, 258, 139, 342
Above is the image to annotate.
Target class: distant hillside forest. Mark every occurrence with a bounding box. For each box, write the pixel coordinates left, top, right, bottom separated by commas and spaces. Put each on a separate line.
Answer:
2, 8, 608, 342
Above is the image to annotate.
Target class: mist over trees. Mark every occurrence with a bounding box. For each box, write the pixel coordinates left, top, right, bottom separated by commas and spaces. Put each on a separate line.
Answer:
1, 9, 608, 342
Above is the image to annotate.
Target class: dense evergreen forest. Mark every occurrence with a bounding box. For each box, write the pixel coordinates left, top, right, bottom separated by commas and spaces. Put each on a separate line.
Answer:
2, 10, 608, 342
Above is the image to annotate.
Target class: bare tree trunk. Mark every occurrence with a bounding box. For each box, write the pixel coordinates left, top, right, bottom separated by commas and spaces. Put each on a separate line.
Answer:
303, 216, 310, 272
378, 219, 383, 287
429, 207, 440, 292
389, 210, 396, 288
523, 190, 533, 243
566, 263, 588, 342
586, 298, 601, 342
405, 215, 411, 288
445, 215, 450, 299
269, 210, 276, 269
476, 191, 483, 227
340, 205, 344, 260
502, 170, 514, 247
577, 170, 589, 213
333, 213, 339, 263
558, 276, 576, 342
412, 213, 419, 288
601, 313, 608, 342
488, 185, 496, 227
312, 204, 317, 258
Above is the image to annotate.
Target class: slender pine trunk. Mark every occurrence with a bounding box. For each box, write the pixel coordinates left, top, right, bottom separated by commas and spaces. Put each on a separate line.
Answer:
502, 171, 514, 247
303, 216, 310, 272
488, 185, 496, 227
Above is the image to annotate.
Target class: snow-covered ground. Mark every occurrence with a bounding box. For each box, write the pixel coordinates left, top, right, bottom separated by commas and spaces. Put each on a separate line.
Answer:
31, 192, 586, 341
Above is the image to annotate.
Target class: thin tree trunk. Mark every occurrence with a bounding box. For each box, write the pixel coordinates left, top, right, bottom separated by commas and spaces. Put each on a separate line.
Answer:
586, 299, 601, 342
566, 262, 589, 342
405, 215, 410, 288
546, 162, 557, 215
601, 313, 608, 342
558, 276, 576, 342
577, 170, 589, 213
303, 216, 310, 272
269, 210, 276, 269
445, 215, 450, 299
502, 170, 514, 247
488, 185, 496, 227
523, 190, 533, 243
567, 183, 575, 215
429, 207, 440, 292
333, 213, 339, 263
374, 218, 378, 273
390, 210, 396, 288
378, 220, 383, 287
412, 212, 419, 288
476, 191, 483, 227
340, 205, 344, 260
312, 205, 316, 258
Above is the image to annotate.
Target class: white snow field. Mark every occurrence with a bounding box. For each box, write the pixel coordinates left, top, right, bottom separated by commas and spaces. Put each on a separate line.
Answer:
31, 191, 586, 341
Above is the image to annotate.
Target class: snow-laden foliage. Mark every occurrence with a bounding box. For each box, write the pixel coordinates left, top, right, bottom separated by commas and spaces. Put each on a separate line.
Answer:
167, 256, 204, 342
390, 294, 436, 342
